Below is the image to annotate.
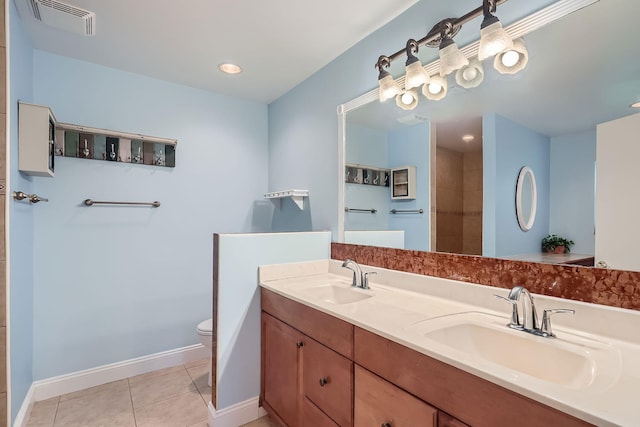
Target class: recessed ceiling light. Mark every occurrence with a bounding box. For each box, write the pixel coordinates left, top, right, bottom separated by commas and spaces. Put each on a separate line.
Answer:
462, 134, 475, 142
631, 101, 640, 108
219, 63, 242, 74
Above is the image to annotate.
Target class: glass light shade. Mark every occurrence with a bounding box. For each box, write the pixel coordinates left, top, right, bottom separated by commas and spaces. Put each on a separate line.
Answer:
478, 20, 514, 60
494, 38, 529, 74
422, 74, 448, 101
378, 74, 402, 102
405, 61, 430, 90
396, 89, 419, 111
439, 41, 469, 77
455, 57, 484, 88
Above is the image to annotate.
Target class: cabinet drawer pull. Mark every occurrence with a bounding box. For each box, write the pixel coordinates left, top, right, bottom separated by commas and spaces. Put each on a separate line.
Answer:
382, 423, 392, 427
319, 378, 328, 387
296, 341, 304, 348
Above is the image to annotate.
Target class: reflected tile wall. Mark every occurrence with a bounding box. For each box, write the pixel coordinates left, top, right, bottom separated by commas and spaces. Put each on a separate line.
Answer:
331, 243, 640, 311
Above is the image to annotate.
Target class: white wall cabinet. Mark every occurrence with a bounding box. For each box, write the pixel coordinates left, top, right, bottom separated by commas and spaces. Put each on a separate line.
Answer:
390, 166, 416, 200
19, 102, 56, 177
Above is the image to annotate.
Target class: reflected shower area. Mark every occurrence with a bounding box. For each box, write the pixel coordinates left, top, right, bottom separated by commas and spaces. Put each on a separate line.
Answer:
432, 117, 483, 255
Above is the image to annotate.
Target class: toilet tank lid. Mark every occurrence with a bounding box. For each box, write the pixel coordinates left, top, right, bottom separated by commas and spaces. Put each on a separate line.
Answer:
197, 318, 213, 334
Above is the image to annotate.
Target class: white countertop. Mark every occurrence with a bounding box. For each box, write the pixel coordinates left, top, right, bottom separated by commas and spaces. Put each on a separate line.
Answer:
259, 259, 640, 427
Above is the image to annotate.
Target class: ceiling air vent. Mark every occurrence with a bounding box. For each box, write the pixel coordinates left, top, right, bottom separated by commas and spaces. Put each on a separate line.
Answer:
27, 0, 95, 36
397, 114, 428, 126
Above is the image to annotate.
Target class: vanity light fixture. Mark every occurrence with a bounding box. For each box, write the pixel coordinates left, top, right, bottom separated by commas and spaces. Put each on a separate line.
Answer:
404, 40, 430, 90
477, 0, 513, 60
494, 37, 529, 74
219, 63, 242, 74
374, 0, 529, 108
455, 57, 485, 88
377, 55, 402, 102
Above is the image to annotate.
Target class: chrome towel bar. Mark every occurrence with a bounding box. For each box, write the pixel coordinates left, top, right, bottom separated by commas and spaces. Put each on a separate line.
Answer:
84, 199, 161, 207
390, 209, 424, 214
345, 207, 377, 213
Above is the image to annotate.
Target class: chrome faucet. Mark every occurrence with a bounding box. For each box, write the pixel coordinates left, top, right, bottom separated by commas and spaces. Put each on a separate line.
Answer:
341, 259, 374, 289
496, 286, 574, 338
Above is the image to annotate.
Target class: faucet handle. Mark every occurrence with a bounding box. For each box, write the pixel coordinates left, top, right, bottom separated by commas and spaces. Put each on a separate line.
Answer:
540, 309, 575, 337
494, 294, 521, 329
362, 271, 377, 289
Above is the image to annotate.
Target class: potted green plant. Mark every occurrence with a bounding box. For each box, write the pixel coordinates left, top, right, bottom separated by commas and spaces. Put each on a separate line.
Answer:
541, 234, 574, 254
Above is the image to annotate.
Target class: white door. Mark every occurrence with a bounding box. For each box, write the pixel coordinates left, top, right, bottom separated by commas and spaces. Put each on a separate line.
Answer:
595, 113, 640, 270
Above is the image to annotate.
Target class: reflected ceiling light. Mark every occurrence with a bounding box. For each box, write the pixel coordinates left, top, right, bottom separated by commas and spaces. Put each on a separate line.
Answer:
478, 0, 514, 60
455, 57, 484, 88
218, 63, 242, 74
404, 39, 430, 90
438, 26, 469, 77
396, 89, 419, 110
631, 102, 640, 108
462, 134, 475, 142
422, 74, 448, 101
494, 38, 529, 74
376, 55, 402, 102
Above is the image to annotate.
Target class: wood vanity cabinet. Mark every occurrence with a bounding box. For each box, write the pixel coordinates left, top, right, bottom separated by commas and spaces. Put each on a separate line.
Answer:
261, 289, 354, 427
261, 288, 592, 427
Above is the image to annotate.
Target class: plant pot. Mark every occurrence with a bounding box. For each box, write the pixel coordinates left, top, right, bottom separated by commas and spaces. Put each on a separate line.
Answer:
553, 245, 566, 254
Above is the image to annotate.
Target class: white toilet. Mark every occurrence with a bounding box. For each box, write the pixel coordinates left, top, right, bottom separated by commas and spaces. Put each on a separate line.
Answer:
197, 318, 213, 386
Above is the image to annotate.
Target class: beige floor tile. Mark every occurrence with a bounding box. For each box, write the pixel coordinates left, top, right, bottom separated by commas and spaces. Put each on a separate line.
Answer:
186, 421, 209, 427
128, 365, 185, 384
54, 384, 135, 427
184, 357, 209, 370
129, 368, 197, 408
134, 391, 208, 427
187, 363, 212, 405
240, 415, 279, 427
26, 397, 59, 427
60, 379, 129, 402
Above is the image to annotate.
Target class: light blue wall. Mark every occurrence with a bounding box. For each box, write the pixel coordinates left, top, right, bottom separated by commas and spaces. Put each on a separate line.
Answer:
550, 130, 596, 254
29, 51, 269, 380
345, 123, 389, 230
216, 232, 330, 409
9, 1, 35, 421
388, 123, 430, 251
484, 114, 550, 257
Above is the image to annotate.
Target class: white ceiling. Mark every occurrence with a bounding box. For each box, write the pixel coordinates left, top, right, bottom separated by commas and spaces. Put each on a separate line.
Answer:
13, 0, 419, 103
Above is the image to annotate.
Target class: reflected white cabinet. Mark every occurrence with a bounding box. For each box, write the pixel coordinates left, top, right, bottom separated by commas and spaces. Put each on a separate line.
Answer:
390, 166, 416, 200
18, 102, 56, 177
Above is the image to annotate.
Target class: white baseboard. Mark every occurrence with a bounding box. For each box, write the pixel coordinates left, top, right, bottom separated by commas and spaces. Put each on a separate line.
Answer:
13, 384, 35, 427
32, 344, 209, 402
208, 398, 266, 427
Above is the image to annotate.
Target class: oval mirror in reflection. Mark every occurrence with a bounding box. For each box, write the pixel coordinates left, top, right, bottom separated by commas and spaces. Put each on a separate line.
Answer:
516, 166, 537, 231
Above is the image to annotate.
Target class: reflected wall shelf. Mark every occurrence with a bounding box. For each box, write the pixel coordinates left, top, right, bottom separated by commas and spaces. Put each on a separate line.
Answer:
265, 189, 309, 210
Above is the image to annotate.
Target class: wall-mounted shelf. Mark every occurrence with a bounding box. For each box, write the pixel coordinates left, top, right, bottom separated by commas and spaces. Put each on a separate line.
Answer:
391, 166, 416, 200
264, 189, 309, 210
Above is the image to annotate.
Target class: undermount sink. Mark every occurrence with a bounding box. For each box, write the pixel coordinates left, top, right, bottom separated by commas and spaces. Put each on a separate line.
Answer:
298, 284, 373, 305
410, 312, 620, 390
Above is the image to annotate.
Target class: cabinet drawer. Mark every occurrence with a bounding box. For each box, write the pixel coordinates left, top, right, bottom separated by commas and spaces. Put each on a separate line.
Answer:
261, 288, 353, 358
438, 412, 470, 427
303, 338, 353, 427
354, 327, 592, 427
355, 365, 437, 427
302, 397, 339, 427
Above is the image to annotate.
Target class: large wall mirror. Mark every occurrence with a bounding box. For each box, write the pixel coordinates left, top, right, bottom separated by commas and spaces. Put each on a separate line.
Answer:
338, 0, 640, 271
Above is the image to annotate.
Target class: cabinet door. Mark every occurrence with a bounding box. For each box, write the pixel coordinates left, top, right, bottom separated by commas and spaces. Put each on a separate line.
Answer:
355, 365, 437, 427
303, 338, 353, 427
302, 397, 339, 427
438, 412, 470, 427
262, 313, 303, 426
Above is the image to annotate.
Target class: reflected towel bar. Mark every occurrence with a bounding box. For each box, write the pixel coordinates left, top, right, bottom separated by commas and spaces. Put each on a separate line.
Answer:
345, 207, 377, 214
390, 209, 424, 214
84, 199, 161, 207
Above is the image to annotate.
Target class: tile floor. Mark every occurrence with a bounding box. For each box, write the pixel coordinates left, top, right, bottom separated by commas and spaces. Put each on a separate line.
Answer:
25, 358, 277, 427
